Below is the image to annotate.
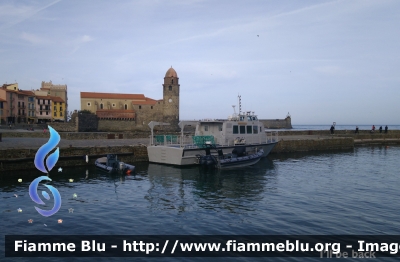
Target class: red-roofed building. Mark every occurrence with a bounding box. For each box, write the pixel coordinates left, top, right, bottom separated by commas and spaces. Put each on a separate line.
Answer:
80, 66, 180, 128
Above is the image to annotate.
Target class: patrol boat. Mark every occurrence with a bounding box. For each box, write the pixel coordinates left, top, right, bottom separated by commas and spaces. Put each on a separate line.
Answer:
147, 105, 278, 166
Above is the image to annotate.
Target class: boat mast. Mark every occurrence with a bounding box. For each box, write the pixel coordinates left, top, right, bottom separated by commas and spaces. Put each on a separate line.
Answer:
238, 94, 242, 115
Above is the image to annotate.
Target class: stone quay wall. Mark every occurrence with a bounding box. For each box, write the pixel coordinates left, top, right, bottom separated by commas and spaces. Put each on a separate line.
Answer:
271, 137, 354, 153
0, 145, 148, 172
49, 122, 77, 132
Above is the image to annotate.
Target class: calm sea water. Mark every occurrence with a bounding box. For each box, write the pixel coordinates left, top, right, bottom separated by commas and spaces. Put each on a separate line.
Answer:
1, 146, 400, 261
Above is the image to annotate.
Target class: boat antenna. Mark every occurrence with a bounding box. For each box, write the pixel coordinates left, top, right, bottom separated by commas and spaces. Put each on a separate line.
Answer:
238, 94, 242, 115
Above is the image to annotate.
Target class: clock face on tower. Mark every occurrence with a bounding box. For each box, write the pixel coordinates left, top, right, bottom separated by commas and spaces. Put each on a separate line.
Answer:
168, 98, 172, 103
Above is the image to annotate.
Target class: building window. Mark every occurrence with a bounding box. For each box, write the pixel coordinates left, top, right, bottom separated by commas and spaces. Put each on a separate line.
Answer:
233, 125, 238, 134
219, 125, 222, 131
48, 99, 50, 104
54, 106, 57, 111
40, 111, 43, 115
60, 112, 63, 116
139, 105, 141, 109
100, 104, 103, 109
87, 102, 91, 106
171, 79, 173, 84
169, 86, 172, 91
204, 125, 208, 131
240, 126, 246, 134
112, 103, 116, 107
54, 102, 57, 105
0, 102, 3, 109
40, 105, 42, 110
46, 111, 48, 115
60, 106, 62, 111
151, 106, 153, 109
54, 112, 57, 116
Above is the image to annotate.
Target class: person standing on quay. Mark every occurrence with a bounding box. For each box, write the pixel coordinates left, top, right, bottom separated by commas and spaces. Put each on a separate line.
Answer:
330, 125, 335, 135
371, 125, 375, 133
355, 126, 359, 134
385, 125, 388, 133
379, 126, 383, 133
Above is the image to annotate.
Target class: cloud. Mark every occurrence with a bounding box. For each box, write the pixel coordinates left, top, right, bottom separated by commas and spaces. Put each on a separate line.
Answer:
80, 35, 93, 43
69, 35, 94, 54
20, 32, 47, 44
0, 0, 61, 31
314, 65, 345, 76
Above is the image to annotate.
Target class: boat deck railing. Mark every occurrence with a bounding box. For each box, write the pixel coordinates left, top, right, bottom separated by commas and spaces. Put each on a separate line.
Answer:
266, 131, 279, 143
150, 132, 279, 147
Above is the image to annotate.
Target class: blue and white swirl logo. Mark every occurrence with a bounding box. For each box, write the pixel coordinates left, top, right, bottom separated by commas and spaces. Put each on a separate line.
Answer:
29, 126, 62, 217
29, 176, 61, 217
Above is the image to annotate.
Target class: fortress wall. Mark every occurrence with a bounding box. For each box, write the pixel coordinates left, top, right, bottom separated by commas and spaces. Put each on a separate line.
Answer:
260, 117, 292, 129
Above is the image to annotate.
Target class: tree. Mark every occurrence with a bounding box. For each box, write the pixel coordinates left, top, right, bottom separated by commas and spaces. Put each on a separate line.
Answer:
78, 109, 94, 114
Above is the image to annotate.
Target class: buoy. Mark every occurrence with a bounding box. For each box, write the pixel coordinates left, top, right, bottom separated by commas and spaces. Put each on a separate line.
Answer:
126, 170, 131, 175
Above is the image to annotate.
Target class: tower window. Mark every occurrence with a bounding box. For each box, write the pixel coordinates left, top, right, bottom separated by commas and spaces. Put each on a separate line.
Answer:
171, 79, 173, 84
100, 104, 103, 109
124, 104, 127, 110
169, 86, 172, 91
151, 106, 153, 109
139, 105, 142, 109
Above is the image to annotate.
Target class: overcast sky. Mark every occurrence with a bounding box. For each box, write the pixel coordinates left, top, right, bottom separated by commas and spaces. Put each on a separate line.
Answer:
1, 0, 399, 125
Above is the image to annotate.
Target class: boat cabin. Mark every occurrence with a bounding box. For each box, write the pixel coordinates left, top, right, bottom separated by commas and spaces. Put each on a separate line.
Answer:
194, 111, 265, 146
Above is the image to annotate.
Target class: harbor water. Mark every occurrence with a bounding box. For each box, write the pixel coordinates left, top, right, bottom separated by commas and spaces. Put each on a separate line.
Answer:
1, 145, 400, 261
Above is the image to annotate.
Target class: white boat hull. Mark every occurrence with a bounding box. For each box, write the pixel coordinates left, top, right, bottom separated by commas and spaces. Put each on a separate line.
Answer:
147, 143, 277, 166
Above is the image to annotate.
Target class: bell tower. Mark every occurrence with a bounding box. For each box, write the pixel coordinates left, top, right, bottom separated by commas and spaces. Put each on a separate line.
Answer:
162, 66, 180, 128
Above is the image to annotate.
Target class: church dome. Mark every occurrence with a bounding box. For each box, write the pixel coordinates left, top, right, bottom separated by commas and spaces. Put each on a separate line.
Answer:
165, 67, 178, 78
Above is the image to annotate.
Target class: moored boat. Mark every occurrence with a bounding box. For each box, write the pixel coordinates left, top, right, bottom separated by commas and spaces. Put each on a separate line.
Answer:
95, 154, 135, 174
196, 144, 264, 169
147, 97, 278, 166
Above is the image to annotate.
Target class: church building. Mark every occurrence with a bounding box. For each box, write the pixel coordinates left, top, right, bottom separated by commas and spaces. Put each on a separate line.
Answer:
80, 67, 180, 129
